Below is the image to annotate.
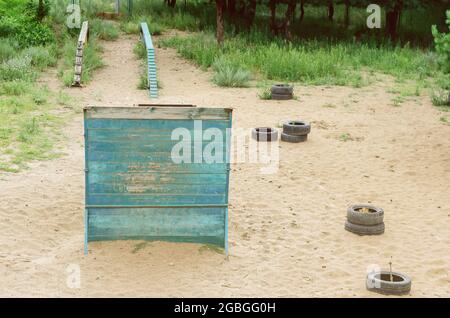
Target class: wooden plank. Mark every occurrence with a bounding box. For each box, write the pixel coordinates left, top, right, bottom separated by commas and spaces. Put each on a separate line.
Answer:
78, 21, 89, 45
136, 103, 196, 107
88, 172, 228, 185
84, 106, 232, 120
87, 193, 227, 206
89, 183, 226, 195
88, 207, 225, 247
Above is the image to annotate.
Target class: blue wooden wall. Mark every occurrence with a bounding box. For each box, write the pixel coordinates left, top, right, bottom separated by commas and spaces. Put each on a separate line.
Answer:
83, 107, 232, 254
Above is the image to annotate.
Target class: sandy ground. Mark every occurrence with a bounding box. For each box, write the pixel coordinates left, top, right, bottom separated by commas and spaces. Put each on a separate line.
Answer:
0, 32, 449, 297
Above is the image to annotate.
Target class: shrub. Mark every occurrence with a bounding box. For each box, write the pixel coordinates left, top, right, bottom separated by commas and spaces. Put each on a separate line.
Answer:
21, 46, 57, 70
431, 10, 450, 73
0, 55, 35, 81
0, 38, 16, 62
258, 88, 272, 100
431, 89, 449, 106
212, 57, 252, 87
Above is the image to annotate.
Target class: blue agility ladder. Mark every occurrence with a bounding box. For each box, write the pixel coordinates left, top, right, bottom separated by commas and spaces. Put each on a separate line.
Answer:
140, 22, 158, 99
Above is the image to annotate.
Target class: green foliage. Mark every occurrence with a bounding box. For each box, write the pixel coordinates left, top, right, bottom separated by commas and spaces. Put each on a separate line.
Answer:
0, 14, 55, 47
431, 10, 450, 73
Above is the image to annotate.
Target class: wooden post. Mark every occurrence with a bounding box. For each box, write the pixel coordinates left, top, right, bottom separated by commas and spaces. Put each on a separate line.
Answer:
73, 21, 89, 87
216, 0, 225, 45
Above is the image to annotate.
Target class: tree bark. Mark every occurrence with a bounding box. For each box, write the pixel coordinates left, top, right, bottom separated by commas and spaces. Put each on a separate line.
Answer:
327, 0, 334, 21
269, 0, 277, 35
300, 0, 305, 22
216, 0, 225, 45
167, 0, 176, 8
284, 0, 297, 40
344, 0, 350, 28
386, 0, 403, 41
37, 0, 46, 21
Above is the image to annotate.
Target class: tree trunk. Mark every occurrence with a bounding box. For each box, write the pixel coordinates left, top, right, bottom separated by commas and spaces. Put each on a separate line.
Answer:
37, 0, 46, 21
344, 0, 350, 28
327, 0, 334, 21
243, 0, 257, 29
167, 0, 176, 8
386, 0, 403, 41
300, 0, 305, 22
284, 0, 297, 40
216, 0, 225, 45
269, 0, 277, 35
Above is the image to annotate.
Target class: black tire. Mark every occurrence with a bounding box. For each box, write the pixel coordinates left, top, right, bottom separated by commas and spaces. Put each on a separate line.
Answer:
283, 121, 311, 136
366, 271, 411, 295
344, 220, 385, 235
271, 84, 293, 95
347, 204, 384, 226
251, 127, 278, 142
281, 132, 307, 143
271, 93, 293, 100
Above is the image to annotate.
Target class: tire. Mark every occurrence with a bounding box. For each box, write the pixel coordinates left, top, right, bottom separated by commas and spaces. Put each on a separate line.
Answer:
344, 220, 385, 235
281, 132, 307, 143
366, 271, 411, 295
347, 204, 384, 226
251, 127, 278, 142
283, 121, 311, 136
271, 84, 293, 95
271, 93, 293, 100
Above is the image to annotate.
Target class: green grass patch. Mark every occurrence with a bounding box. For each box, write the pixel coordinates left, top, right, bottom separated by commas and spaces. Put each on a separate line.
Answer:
91, 19, 119, 41
212, 57, 252, 87
161, 31, 439, 87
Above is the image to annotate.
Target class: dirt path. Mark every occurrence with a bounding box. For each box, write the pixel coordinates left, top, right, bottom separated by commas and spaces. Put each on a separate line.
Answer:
0, 33, 449, 297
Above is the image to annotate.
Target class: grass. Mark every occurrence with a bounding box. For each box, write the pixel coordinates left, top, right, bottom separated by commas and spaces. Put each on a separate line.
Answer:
91, 19, 120, 41
0, 87, 70, 172
259, 88, 272, 100
160, 31, 440, 87
58, 35, 104, 87
339, 133, 353, 142
212, 57, 252, 87
198, 244, 224, 255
